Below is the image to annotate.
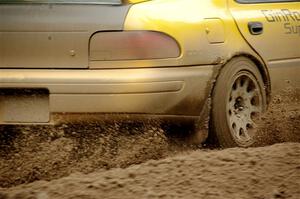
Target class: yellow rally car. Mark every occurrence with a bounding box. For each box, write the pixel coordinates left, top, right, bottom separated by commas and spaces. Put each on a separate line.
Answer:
0, 0, 299, 147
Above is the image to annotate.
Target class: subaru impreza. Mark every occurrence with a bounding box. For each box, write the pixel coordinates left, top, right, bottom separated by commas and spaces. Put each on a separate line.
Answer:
0, 0, 299, 147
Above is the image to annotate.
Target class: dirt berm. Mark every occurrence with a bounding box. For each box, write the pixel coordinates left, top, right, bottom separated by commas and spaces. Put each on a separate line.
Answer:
1, 143, 300, 199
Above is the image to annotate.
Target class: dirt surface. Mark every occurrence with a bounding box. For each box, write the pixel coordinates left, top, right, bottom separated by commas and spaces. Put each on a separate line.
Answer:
1, 143, 300, 199
0, 89, 299, 199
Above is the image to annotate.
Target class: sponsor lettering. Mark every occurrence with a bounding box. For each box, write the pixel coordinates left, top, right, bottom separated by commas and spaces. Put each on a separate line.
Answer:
262, 9, 300, 23
284, 22, 300, 36
262, 9, 300, 36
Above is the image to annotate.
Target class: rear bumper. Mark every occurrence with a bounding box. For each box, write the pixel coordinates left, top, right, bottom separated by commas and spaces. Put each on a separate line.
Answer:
0, 65, 218, 123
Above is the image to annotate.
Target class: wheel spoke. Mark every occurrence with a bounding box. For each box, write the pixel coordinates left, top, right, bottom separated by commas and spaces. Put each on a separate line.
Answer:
248, 89, 258, 99
237, 120, 251, 141
243, 78, 250, 90
229, 98, 235, 110
236, 83, 244, 93
245, 88, 256, 99
236, 77, 242, 88
230, 85, 240, 99
243, 128, 251, 140
235, 120, 245, 139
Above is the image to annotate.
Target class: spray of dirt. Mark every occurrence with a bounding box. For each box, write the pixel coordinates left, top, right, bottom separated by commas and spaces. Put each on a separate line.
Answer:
0, 121, 199, 188
254, 88, 300, 146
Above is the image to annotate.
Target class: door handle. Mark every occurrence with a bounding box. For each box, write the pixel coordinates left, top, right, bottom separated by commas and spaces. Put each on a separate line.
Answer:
248, 22, 263, 35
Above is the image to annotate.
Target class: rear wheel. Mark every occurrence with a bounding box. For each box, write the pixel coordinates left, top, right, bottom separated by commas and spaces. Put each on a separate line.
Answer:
211, 57, 266, 147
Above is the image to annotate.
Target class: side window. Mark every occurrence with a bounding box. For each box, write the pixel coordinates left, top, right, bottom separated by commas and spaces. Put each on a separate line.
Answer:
236, 0, 300, 3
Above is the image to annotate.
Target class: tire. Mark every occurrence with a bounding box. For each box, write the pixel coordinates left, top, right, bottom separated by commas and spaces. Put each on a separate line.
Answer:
211, 57, 267, 148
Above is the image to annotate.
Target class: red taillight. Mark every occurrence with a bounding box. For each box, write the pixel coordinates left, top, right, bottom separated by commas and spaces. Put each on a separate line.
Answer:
89, 31, 180, 61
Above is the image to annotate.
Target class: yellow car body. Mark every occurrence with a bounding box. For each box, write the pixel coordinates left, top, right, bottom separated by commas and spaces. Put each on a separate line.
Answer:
124, 0, 300, 91
0, 0, 299, 146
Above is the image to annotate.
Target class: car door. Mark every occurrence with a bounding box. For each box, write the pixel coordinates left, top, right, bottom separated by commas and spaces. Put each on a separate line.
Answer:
228, 0, 300, 92
0, 0, 129, 69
